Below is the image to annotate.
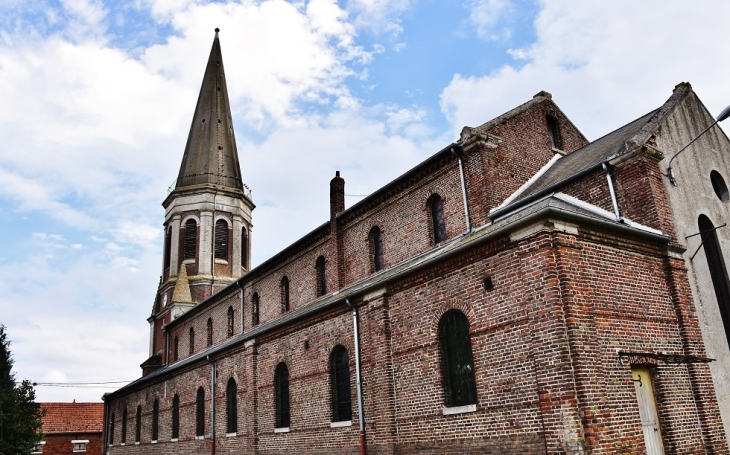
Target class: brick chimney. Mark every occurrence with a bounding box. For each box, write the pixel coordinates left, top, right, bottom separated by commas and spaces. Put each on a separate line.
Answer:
330, 171, 345, 289
330, 171, 345, 219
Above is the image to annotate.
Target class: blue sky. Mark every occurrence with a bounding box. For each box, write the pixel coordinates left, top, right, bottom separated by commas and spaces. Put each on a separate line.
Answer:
1, 0, 729, 402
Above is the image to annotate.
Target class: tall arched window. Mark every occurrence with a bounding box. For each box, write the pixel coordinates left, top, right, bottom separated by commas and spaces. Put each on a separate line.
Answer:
121, 409, 127, 444
369, 226, 384, 272
428, 194, 447, 244
135, 405, 141, 443
226, 378, 237, 434
439, 310, 477, 407
109, 413, 115, 445
171, 395, 180, 439
546, 114, 564, 150
151, 399, 159, 441
189, 328, 195, 355
330, 346, 352, 422
241, 227, 249, 270
275, 363, 290, 429
215, 219, 229, 261
699, 215, 730, 346
184, 219, 197, 260
281, 276, 290, 313
173, 336, 179, 362
207, 318, 213, 347
252, 293, 259, 326
196, 387, 205, 437
227, 306, 234, 337
164, 227, 172, 270
316, 256, 327, 297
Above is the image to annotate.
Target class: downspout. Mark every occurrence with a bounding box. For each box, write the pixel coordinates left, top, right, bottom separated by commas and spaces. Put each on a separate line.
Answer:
211, 188, 219, 296
602, 163, 623, 223
207, 355, 216, 455
345, 299, 366, 455
236, 281, 244, 334
450, 147, 471, 233
102, 396, 108, 455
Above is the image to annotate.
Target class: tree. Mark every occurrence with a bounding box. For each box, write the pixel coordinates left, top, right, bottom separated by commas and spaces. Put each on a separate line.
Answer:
0, 325, 43, 455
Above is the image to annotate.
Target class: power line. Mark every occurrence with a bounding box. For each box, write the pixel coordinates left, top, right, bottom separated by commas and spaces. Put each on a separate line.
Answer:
33, 379, 134, 388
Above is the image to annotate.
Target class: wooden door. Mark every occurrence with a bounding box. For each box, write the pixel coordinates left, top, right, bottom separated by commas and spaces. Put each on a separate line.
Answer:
632, 366, 665, 455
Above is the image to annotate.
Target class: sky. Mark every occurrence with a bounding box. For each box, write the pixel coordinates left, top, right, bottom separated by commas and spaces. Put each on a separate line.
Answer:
0, 0, 729, 402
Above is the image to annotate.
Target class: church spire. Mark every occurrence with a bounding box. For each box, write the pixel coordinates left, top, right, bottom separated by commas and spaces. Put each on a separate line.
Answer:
175, 28, 243, 192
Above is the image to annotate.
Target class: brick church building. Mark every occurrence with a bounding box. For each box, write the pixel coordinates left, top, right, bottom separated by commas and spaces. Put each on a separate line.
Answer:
104, 30, 730, 454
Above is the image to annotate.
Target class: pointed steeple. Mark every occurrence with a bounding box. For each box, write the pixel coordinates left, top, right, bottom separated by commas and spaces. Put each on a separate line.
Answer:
175, 28, 243, 192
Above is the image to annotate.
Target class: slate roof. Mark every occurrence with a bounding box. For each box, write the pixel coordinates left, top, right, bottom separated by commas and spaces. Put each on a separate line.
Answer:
41, 402, 104, 434
174, 29, 244, 192
108, 193, 668, 398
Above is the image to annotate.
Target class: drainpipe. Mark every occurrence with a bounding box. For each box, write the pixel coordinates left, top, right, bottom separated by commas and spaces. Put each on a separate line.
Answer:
102, 395, 108, 454
236, 281, 244, 334
345, 299, 366, 455
207, 355, 216, 455
450, 147, 471, 233
602, 163, 623, 223
211, 189, 218, 296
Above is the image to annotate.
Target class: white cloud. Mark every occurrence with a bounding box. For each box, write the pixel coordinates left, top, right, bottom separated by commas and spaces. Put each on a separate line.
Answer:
467, 0, 514, 41
344, 0, 414, 36
442, 0, 730, 140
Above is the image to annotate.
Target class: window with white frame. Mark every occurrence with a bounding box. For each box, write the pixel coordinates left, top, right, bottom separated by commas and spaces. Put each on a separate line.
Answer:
31, 442, 45, 453
72, 440, 89, 452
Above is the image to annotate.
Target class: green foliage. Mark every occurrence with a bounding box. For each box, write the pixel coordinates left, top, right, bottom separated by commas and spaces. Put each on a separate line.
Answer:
0, 325, 44, 455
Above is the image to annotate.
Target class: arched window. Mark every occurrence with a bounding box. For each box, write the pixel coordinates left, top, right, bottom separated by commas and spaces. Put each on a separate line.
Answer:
252, 293, 259, 326
184, 219, 197, 260
281, 276, 290, 313
215, 219, 229, 261
428, 194, 447, 244
369, 226, 384, 272
330, 346, 352, 422
547, 114, 563, 150
135, 405, 141, 443
207, 318, 213, 347
699, 215, 730, 346
121, 409, 127, 444
109, 413, 115, 445
439, 310, 477, 407
274, 363, 290, 429
227, 306, 234, 337
241, 227, 249, 270
151, 399, 159, 441
164, 227, 172, 270
171, 395, 180, 439
226, 378, 237, 434
196, 387, 205, 437
189, 327, 195, 355
173, 336, 179, 362
316, 256, 327, 297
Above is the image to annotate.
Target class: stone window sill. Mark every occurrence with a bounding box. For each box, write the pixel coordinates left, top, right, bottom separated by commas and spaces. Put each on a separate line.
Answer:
274, 427, 290, 433
171, 438, 178, 442
442, 404, 477, 415
330, 420, 352, 428
195, 436, 205, 440
226, 432, 236, 437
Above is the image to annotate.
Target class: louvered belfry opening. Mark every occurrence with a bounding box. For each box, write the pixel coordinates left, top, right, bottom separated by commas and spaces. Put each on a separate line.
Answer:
207, 318, 213, 347
184, 219, 197, 260
164, 227, 172, 270
439, 310, 478, 407
227, 306, 234, 337
215, 219, 228, 260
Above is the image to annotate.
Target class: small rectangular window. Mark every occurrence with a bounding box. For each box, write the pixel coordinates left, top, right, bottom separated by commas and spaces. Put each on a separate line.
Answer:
31, 442, 45, 454
72, 440, 89, 452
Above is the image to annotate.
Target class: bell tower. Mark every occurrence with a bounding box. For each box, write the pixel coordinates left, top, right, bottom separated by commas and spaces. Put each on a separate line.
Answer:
144, 29, 254, 370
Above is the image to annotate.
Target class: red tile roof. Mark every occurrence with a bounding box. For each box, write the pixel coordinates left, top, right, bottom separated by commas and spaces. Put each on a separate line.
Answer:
41, 402, 104, 434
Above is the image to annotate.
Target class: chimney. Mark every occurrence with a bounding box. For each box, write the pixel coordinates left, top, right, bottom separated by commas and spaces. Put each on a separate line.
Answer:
330, 171, 345, 219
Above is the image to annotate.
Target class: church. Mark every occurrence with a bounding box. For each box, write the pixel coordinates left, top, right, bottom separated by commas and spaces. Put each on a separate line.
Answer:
103, 30, 730, 454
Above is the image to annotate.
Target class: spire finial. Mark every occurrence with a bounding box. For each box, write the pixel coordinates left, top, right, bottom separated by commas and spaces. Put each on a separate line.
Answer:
215, 28, 220, 38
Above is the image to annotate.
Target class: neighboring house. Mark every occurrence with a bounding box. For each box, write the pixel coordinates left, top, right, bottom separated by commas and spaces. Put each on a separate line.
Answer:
103, 30, 730, 454
36, 402, 103, 455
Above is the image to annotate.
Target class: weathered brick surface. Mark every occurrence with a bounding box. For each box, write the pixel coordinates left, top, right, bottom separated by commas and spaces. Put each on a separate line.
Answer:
107, 95, 729, 454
